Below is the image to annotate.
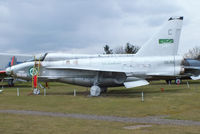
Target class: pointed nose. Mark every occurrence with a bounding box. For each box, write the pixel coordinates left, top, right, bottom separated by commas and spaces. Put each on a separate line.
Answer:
6, 67, 12, 75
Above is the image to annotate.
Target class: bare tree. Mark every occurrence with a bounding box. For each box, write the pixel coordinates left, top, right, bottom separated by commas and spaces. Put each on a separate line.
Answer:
184, 46, 200, 59
103, 43, 140, 54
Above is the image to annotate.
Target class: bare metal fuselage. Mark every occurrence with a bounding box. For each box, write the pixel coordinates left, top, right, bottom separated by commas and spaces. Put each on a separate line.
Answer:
9, 55, 184, 87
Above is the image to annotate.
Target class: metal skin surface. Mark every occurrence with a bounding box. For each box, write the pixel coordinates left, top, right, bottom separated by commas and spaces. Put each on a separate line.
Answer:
6, 55, 184, 87
6, 16, 185, 96
43, 53, 135, 61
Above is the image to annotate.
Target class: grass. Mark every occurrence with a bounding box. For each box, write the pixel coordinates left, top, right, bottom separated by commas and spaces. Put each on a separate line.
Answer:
0, 80, 200, 133
1, 113, 200, 134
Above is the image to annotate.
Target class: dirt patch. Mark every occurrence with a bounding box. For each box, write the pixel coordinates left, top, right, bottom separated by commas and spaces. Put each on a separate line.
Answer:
1, 110, 200, 126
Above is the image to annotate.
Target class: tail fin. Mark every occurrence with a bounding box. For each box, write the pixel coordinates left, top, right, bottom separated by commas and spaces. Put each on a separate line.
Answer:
11, 56, 17, 66
136, 16, 183, 56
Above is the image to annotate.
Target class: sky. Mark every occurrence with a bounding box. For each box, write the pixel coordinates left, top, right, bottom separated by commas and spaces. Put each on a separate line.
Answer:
0, 0, 200, 55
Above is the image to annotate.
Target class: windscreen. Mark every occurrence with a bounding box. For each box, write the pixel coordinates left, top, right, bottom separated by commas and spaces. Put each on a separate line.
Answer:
26, 53, 48, 62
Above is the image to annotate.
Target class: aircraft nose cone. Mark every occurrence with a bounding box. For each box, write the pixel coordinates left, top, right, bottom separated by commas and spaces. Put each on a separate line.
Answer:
6, 67, 12, 75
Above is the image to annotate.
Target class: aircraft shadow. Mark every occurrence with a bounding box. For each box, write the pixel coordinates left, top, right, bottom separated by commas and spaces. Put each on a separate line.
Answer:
0, 84, 31, 88
46, 91, 90, 96
101, 88, 183, 98
45, 88, 183, 98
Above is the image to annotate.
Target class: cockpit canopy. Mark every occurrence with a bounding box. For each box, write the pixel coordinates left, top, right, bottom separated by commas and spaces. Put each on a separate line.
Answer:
27, 53, 48, 62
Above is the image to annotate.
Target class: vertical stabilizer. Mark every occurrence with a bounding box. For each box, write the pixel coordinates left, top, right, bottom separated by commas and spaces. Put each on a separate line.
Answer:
136, 16, 183, 56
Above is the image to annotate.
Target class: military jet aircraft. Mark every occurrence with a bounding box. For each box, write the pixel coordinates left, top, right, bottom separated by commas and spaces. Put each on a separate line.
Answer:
6, 16, 188, 96
0, 53, 32, 86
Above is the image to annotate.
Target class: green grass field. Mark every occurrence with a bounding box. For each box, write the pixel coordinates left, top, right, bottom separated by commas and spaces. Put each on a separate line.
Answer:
0, 80, 200, 134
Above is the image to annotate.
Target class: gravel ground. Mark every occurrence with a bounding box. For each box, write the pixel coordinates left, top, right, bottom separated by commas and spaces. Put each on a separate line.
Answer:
0, 109, 200, 126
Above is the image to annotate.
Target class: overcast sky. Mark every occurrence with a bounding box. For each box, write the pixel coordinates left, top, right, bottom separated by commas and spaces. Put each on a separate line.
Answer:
0, 0, 199, 55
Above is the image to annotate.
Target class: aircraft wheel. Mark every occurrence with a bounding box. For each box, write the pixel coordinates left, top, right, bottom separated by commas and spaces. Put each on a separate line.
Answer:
90, 85, 101, 96
33, 88, 40, 95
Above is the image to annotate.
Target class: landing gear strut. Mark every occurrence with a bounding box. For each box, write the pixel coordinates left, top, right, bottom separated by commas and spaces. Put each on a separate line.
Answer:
166, 80, 172, 84
90, 72, 102, 97
33, 75, 40, 95
8, 79, 14, 87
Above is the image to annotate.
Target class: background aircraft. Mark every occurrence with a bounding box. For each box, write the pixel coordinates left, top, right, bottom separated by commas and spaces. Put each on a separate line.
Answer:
0, 53, 32, 86
165, 58, 200, 84
6, 16, 187, 96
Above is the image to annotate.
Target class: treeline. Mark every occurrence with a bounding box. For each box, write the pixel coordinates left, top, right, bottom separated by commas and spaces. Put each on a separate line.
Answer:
103, 43, 140, 54
104, 43, 200, 59
184, 46, 200, 60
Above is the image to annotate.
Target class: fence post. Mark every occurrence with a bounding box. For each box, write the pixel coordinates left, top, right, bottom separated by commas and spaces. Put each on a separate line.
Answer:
187, 81, 190, 88
17, 88, 20, 96
141, 92, 144, 102
74, 89, 76, 96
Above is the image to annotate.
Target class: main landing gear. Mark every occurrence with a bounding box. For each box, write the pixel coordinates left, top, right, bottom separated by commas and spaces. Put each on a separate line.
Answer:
90, 85, 101, 96
90, 72, 107, 96
90, 86, 108, 96
8, 79, 14, 87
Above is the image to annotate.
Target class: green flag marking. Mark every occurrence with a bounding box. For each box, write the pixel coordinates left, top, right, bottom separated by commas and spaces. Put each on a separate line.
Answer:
159, 39, 174, 44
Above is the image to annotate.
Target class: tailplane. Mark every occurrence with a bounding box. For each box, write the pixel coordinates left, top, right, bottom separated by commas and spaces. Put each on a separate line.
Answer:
136, 16, 183, 56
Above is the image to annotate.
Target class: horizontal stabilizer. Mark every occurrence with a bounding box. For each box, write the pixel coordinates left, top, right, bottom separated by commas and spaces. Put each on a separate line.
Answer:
124, 80, 149, 88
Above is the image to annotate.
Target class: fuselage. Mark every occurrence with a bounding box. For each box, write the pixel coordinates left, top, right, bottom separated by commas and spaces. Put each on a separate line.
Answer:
3, 16, 186, 96
6, 55, 185, 87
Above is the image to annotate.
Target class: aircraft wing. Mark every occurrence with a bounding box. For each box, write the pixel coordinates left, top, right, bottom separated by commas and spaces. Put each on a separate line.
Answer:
46, 66, 129, 73
0, 70, 7, 79
47, 66, 172, 77
46, 66, 150, 88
